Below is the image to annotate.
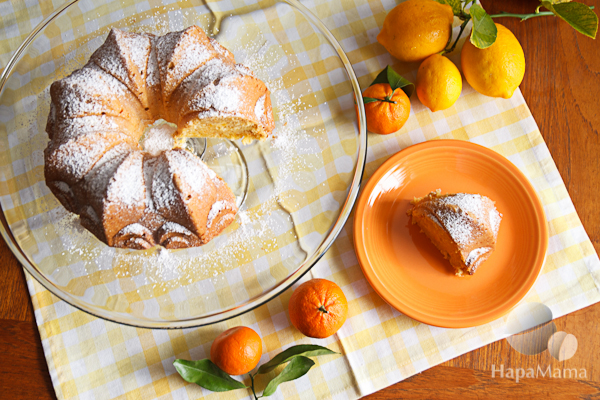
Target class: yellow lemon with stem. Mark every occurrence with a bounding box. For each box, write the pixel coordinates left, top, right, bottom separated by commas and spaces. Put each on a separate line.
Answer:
461, 23, 525, 99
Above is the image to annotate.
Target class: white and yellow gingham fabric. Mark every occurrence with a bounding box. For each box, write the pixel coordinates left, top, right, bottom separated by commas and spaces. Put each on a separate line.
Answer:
2, 0, 600, 399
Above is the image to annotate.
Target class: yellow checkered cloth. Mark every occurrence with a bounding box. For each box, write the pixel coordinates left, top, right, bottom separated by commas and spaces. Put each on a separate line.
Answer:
2, 0, 600, 399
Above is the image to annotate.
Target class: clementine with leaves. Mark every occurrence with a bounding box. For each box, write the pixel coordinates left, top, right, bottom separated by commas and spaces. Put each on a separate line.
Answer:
357, 83, 411, 135
210, 326, 262, 375
288, 279, 348, 338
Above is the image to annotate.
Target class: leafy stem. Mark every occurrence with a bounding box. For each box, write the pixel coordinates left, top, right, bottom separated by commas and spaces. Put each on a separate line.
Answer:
490, 5, 594, 21
440, 0, 597, 53
489, 11, 554, 21
443, 18, 470, 55
363, 96, 397, 104
249, 373, 259, 400
174, 345, 338, 398
367, 66, 414, 97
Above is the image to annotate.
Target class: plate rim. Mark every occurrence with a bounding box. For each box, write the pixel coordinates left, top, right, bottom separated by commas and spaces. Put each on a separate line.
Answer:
353, 139, 549, 328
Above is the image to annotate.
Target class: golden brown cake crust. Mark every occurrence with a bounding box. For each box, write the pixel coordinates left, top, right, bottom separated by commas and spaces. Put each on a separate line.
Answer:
44, 26, 274, 249
409, 190, 502, 276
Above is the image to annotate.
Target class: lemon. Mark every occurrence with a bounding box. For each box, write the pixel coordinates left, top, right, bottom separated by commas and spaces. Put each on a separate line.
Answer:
377, 0, 454, 63
416, 54, 462, 112
461, 23, 525, 99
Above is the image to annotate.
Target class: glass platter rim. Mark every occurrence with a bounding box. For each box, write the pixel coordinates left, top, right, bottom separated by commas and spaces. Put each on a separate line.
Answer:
0, 0, 369, 329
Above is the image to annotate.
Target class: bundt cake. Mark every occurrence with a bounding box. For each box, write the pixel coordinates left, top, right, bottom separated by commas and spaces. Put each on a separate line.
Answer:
44, 26, 275, 249
408, 190, 502, 276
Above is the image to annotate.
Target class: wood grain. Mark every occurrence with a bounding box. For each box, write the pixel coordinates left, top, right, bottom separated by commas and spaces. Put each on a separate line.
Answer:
0, 226, 32, 321
0, 319, 56, 400
0, 0, 598, 399
366, 0, 600, 395
481, 0, 600, 252
366, 366, 600, 400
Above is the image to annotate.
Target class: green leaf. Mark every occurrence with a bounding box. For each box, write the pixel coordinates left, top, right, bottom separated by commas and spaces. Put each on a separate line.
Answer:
173, 359, 247, 392
542, 1, 598, 38
262, 356, 315, 397
369, 66, 415, 97
362, 97, 381, 104
370, 66, 390, 86
256, 345, 337, 375
433, 0, 462, 15
469, 4, 498, 48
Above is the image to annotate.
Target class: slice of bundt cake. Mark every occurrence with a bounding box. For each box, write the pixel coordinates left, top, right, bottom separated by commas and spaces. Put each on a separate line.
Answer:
408, 190, 502, 276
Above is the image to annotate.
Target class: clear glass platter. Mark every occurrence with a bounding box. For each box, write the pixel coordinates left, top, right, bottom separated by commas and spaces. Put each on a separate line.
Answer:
0, 0, 367, 328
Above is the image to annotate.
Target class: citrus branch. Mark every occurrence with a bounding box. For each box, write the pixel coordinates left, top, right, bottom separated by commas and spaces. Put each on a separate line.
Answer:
489, 11, 554, 20
443, 18, 470, 55
443, 3, 596, 55
248, 374, 259, 400
490, 6, 594, 21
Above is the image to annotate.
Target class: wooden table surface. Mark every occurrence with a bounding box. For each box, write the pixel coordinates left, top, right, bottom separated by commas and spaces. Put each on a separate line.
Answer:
1, 0, 599, 398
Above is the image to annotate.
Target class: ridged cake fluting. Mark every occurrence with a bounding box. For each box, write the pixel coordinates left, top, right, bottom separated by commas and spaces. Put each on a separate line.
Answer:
44, 26, 273, 249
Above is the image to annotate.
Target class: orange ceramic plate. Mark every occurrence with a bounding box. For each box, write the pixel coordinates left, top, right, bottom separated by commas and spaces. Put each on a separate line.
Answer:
354, 140, 548, 328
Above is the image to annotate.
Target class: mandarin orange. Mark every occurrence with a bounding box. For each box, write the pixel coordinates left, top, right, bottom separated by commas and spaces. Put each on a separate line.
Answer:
210, 326, 262, 375
288, 279, 348, 338
356, 83, 410, 135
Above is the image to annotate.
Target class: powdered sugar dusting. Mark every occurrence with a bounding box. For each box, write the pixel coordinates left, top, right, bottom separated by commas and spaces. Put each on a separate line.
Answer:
51, 64, 134, 120
54, 181, 71, 194
190, 82, 241, 113
79, 144, 132, 206
165, 150, 211, 195
146, 35, 160, 87
114, 30, 151, 79
119, 223, 149, 236
91, 28, 152, 100
155, 30, 185, 80
207, 200, 227, 228
140, 120, 176, 156
436, 207, 475, 246
488, 205, 502, 238
51, 115, 129, 143
39, 21, 322, 319
465, 247, 492, 266
427, 193, 502, 245
46, 26, 269, 250
254, 94, 265, 121
209, 37, 233, 60
47, 131, 131, 183
106, 152, 145, 208
178, 57, 238, 100
150, 153, 182, 211
156, 26, 214, 99
161, 221, 192, 234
